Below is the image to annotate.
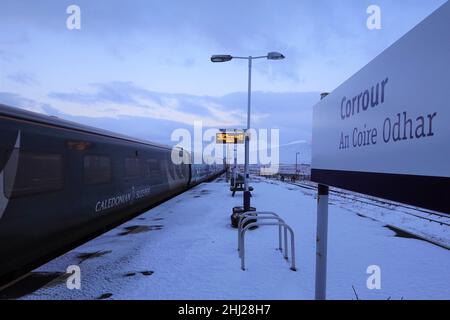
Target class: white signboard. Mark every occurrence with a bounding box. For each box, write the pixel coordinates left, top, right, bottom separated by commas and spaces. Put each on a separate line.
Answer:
311, 2, 450, 213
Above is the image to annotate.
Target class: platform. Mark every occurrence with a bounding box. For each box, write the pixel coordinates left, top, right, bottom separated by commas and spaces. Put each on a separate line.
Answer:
13, 177, 450, 300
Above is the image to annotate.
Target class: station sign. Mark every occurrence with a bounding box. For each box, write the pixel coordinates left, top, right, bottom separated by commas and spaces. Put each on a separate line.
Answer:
311, 2, 450, 213
216, 131, 245, 144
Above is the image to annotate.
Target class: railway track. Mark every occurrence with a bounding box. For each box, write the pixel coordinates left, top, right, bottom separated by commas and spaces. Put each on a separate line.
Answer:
253, 176, 450, 227
286, 180, 450, 227
256, 177, 449, 250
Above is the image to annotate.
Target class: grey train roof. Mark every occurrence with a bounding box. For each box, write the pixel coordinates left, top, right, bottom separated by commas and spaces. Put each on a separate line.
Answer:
0, 104, 174, 151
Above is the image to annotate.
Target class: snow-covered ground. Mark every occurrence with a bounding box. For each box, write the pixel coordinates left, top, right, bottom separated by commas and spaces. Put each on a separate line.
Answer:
277, 178, 450, 249
20, 177, 450, 300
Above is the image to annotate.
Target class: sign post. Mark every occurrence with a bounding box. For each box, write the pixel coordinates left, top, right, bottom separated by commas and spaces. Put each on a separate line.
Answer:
315, 92, 329, 301
216, 129, 245, 189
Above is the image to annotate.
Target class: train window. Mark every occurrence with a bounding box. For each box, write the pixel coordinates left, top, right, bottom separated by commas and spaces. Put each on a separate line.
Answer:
125, 158, 141, 179
146, 159, 163, 184
4, 151, 63, 198
83, 155, 111, 185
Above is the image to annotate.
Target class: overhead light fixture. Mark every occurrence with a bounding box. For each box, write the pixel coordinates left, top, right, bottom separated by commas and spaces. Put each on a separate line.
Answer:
211, 55, 233, 63
267, 52, 285, 60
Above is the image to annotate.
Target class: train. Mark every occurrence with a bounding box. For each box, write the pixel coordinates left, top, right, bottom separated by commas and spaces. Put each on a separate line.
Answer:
0, 104, 225, 284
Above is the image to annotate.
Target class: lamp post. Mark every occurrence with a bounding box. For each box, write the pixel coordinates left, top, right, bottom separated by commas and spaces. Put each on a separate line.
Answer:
295, 152, 300, 176
233, 129, 238, 189
211, 52, 285, 211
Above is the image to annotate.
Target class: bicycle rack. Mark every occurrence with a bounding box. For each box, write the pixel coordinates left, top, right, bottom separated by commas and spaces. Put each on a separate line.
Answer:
238, 215, 288, 259
240, 221, 296, 271
237, 212, 284, 253
236, 211, 297, 272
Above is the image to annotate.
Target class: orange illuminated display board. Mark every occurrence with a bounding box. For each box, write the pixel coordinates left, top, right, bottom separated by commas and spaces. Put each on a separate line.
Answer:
216, 132, 245, 144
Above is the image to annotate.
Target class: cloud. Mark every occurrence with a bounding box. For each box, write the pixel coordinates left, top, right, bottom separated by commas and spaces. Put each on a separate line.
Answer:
0, 50, 9, 61
47, 81, 319, 132
0, 92, 48, 113
1, 86, 319, 162
1, 1, 446, 164
0, 0, 446, 97
49, 84, 319, 162
283, 140, 309, 147
6, 72, 38, 86
0, 49, 23, 62
48, 81, 247, 127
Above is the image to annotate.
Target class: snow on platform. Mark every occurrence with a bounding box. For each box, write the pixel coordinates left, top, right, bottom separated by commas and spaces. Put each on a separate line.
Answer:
21, 177, 450, 300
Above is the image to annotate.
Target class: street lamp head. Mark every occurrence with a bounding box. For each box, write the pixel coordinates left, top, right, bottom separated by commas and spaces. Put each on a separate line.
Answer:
267, 52, 285, 60
211, 55, 233, 63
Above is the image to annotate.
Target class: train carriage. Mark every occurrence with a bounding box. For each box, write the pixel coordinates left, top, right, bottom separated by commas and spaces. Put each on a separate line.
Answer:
0, 104, 224, 284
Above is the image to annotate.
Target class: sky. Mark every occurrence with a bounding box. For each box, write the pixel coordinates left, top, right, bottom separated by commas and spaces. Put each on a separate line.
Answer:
0, 0, 447, 163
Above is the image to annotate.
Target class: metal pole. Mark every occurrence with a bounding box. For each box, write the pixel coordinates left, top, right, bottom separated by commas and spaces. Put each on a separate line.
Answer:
233, 133, 237, 188
315, 184, 329, 300
224, 156, 229, 182
243, 57, 252, 211
315, 92, 330, 300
